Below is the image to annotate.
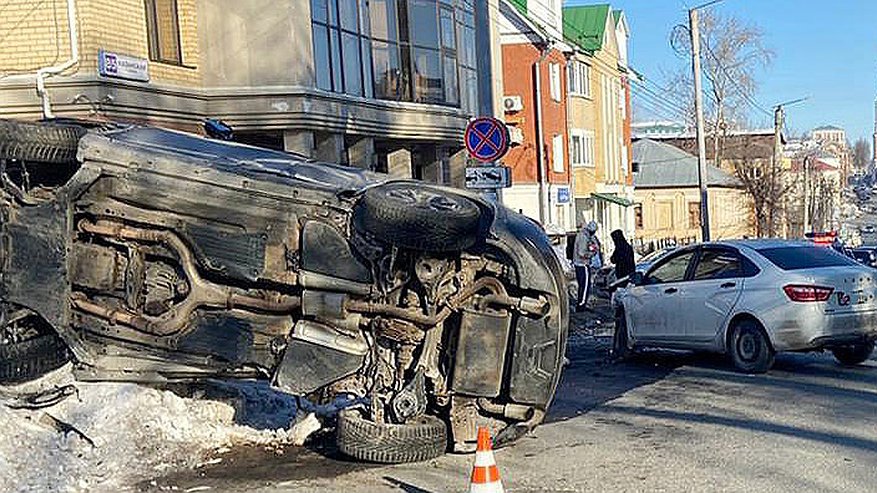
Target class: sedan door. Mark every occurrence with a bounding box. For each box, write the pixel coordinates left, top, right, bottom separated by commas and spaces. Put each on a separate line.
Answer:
626, 249, 697, 342
683, 247, 747, 344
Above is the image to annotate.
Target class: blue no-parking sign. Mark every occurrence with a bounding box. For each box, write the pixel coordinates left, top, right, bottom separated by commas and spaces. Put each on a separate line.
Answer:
465, 117, 510, 163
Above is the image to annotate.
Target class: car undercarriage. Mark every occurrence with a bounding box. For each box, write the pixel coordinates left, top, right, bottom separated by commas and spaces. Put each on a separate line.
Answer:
0, 120, 568, 462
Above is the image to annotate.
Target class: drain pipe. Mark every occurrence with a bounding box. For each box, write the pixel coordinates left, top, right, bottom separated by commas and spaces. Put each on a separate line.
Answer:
36, 0, 79, 118
533, 53, 547, 225
533, 43, 553, 226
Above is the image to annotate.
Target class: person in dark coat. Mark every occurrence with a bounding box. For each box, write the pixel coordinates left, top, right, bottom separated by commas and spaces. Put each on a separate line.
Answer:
610, 229, 636, 281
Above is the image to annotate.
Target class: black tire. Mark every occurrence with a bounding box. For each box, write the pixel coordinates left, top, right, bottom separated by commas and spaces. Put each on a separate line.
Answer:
832, 341, 875, 366
612, 309, 631, 360
0, 333, 70, 384
336, 408, 448, 463
0, 119, 86, 164
352, 182, 482, 251
728, 319, 775, 374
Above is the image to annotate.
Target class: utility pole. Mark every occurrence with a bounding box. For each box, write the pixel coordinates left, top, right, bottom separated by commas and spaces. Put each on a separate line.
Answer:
689, 8, 711, 241
772, 97, 807, 237
769, 105, 784, 237
803, 155, 810, 234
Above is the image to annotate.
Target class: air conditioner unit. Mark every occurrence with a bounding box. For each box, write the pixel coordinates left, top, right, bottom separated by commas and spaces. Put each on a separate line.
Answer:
508, 126, 524, 146
503, 95, 524, 113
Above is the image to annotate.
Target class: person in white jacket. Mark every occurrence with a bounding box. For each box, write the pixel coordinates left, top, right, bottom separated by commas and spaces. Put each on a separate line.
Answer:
573, 221, 601, 311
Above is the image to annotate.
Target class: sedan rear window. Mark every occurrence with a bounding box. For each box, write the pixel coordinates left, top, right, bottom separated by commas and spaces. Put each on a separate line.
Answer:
758, 246, 859, 270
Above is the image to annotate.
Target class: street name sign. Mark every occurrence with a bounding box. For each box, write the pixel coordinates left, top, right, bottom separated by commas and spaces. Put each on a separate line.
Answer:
98, 49, 149, 82
465, 165, 512, 189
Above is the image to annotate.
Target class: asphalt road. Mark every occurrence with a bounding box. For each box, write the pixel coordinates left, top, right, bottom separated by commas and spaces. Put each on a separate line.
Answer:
151, 309, 877, 493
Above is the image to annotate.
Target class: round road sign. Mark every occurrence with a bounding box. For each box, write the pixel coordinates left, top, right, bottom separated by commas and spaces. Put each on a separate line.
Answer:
464, 117, 510, 163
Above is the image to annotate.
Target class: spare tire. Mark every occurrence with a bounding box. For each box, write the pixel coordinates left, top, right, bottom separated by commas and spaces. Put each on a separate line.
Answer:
0, 119, 86, 164
336, 408, 448, 463
352, 182, 483, 251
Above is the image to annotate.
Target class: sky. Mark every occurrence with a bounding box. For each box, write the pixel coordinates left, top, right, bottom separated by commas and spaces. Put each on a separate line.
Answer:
565, 0, 877, 143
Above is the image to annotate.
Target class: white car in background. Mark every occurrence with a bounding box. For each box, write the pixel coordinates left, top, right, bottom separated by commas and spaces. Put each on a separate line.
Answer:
613, 240, 877, 373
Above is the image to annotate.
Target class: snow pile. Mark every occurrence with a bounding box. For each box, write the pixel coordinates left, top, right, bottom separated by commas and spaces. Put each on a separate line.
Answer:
0, 366, 332, 492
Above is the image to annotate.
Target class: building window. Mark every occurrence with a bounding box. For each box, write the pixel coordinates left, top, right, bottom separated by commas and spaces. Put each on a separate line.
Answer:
689, 202, 701, 229
549, 63, 561, 102
570, 129, 595, 167
552, 134, 564, 173
311, 0, 372, 97
634, 205, 643, 229
567, 61, 590, 97
312, 0, 472, 108
145, 0, 182, 65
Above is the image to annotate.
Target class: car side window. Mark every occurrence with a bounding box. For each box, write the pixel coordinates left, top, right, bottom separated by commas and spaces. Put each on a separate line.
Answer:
693, 249, 742, 281
645, 251, 696, 285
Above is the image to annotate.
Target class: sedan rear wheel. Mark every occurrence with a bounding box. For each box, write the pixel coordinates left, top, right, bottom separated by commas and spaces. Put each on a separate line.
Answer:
831, 341, 875, 366
728, 320, 775, 374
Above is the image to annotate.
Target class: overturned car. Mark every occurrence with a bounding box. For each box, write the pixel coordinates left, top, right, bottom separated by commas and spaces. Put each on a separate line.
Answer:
0, 119, 567, 462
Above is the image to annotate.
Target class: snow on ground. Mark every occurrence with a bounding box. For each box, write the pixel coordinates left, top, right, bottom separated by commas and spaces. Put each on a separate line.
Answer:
0, 365, 337, 492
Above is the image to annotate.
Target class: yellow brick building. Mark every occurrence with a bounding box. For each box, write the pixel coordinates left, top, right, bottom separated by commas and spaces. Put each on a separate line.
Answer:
633, 139, 756, 246
0, 0, 493, 182
562, 5, 634, 246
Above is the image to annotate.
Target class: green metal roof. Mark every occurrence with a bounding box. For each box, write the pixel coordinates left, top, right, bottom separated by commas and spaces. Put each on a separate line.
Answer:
510, 0, 527, 15
563, 4, 611, 52
592, 193, 633, 207
612, 9, 622, 26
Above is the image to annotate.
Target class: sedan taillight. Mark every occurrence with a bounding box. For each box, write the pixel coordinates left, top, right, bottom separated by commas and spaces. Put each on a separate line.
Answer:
783, 285, 834, 302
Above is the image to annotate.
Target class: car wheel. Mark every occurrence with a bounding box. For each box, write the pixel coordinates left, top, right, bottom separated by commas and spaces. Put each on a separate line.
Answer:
831, 341, 875, 366
0, 311, 70, 384
0, 119, 86, 164
728, 319, 775, 374
336, 408, 448, 463
612, 309, 632, 360
352, 182, 483, 252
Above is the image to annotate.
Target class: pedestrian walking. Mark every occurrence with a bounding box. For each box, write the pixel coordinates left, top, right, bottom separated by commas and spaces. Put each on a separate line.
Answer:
610, 229, 636, 283
573, 221, 600, 311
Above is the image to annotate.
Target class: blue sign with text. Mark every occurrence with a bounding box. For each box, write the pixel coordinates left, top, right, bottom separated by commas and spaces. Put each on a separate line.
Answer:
557, 187, 571, 204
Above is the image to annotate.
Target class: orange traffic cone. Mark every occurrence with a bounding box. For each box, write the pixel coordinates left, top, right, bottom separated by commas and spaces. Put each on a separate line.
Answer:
469, 427, 504, 493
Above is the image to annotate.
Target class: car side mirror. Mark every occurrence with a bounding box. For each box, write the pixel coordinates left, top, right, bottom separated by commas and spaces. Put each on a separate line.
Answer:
629, 271, 644, 286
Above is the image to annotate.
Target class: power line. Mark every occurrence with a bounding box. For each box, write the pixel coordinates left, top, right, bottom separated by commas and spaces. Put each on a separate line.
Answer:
633, 98, 687, 123
692, 0, 728, 10
631, 79, 691, 116
633, 101, 677, 123
630, 84, 690, 119
632, 95, 688, 123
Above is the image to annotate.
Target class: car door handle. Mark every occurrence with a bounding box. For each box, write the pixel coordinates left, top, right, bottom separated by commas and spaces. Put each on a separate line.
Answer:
721, 282, 737, 289
664, 287, 678, 294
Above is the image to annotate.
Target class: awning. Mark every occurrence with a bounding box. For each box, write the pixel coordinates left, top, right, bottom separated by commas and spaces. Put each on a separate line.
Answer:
591, 193, 633, 207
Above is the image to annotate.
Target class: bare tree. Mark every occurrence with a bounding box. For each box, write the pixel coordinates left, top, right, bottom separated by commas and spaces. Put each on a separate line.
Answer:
667, 12, 779, 236
669, 11, 773, 162
852, 138, 871, 170
731, 154, 795, 237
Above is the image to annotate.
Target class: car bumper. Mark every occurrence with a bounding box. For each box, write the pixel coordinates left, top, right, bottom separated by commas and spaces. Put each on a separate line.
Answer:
768, 307, 877, 351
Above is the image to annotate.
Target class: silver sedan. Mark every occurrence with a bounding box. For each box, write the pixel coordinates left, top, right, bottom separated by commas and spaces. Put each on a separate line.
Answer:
613, 240, 877, 373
